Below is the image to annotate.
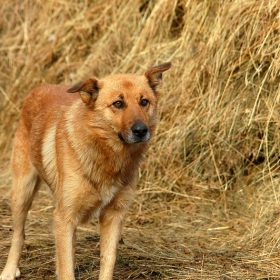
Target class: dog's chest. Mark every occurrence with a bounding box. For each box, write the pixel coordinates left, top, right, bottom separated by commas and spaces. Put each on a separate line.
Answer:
74, 182, 120, 224
98, 184, 118, 206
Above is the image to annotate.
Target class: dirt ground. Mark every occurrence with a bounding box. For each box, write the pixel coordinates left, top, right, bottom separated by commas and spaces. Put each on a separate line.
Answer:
1, 168, 280, 280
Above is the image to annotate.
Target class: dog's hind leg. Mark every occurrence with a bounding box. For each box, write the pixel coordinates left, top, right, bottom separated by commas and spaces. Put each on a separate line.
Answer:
1, 129, 40, 280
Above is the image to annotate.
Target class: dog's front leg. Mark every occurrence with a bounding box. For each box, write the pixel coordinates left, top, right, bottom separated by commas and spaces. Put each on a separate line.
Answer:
53, 210, 76, 280
98, 206, 124, 280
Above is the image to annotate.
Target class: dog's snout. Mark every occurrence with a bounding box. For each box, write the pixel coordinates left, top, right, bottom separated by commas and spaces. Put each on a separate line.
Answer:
131, 123, 148, 138
120, 122, 150, 143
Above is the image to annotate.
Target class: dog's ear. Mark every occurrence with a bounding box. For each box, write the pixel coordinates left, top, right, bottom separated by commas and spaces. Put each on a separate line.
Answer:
67, 77, 99, 104
144, 62, 171, 95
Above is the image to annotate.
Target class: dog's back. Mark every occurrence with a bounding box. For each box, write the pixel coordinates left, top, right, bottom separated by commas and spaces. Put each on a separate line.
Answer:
18, 84, 79, 134
11, 85, 79, 189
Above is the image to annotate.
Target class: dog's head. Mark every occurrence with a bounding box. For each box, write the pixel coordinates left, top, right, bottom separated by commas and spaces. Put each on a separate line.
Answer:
67, 62, 171, 144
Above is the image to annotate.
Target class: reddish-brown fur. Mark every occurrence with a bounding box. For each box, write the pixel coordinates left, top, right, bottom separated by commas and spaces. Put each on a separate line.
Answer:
1, 63, 171, 280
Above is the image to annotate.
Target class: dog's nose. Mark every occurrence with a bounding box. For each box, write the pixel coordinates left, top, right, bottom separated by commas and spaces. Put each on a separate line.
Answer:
131, 123, 148, 138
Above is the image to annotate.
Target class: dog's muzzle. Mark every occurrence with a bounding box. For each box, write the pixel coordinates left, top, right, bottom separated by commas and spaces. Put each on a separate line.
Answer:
131, 123, 148, 138
118, 123, 150, 143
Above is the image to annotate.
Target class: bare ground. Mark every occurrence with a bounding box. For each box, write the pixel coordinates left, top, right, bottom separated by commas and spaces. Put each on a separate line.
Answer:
1, 168, 280, 280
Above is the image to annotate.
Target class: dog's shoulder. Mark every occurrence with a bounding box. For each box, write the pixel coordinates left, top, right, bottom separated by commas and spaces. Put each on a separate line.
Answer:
28, 84, 79, 103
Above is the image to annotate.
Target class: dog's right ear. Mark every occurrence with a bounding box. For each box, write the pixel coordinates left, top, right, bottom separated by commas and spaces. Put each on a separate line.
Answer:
67, 77, 99, 104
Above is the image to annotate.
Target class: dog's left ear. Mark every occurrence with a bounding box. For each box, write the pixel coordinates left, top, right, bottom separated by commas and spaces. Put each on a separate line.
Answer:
144, 62, 172, 95
67, 77, 99, 104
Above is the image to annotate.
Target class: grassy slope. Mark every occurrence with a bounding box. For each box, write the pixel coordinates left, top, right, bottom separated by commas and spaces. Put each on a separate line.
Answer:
1, 0, 280, 278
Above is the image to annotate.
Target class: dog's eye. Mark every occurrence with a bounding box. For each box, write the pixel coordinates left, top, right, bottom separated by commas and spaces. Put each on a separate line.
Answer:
140, 99, 149, 107
112, 100, 124, 109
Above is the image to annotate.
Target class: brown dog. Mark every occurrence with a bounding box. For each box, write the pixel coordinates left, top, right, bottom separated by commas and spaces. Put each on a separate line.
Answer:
1, 63, 171, 280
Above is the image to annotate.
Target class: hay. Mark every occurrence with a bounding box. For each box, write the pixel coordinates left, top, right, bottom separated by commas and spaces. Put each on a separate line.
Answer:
1, 0, 280, 278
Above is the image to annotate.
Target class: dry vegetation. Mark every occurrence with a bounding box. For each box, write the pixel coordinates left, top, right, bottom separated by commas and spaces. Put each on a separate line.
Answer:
1, 0, 280, 279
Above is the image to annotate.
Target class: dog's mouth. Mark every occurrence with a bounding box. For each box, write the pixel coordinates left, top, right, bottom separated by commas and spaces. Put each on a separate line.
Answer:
118, 133, 126, 142
118, 132, 150, 144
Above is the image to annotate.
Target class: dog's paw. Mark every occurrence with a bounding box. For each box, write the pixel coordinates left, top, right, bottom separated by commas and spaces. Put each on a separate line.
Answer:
0, 268, 20, 280
0, 275, 14, 280
15, 268, 20, 278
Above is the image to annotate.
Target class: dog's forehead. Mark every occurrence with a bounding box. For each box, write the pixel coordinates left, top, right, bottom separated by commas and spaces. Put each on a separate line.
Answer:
100, 74, 150, 95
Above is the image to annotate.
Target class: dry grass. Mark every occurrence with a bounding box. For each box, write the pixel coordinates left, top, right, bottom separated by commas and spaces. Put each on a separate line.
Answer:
1, 0, 280, 279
